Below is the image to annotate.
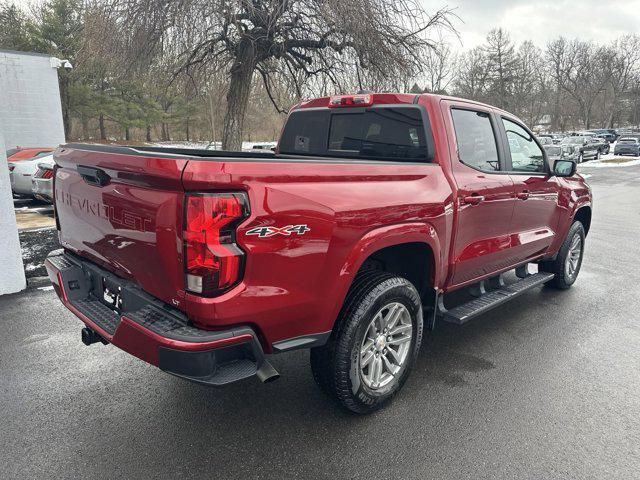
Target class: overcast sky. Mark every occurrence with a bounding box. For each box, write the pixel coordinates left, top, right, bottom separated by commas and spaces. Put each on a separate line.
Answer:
422, 0, 640, 49
12, 0, 640, 50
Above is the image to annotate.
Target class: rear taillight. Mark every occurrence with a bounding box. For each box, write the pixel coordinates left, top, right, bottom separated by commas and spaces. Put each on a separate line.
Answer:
35, 168, 53, 179
184, 193, 249, 296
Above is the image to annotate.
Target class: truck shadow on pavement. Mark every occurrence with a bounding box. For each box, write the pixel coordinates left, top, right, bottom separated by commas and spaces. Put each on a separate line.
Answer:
160, 286, 564, 424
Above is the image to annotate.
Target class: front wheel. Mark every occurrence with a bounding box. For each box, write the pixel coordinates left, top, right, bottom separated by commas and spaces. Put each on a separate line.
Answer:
310, 272, 423, 414
540, 221, 586, 289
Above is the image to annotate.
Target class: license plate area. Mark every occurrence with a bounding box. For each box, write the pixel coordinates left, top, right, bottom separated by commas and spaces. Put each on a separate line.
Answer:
100, 276, 123, 312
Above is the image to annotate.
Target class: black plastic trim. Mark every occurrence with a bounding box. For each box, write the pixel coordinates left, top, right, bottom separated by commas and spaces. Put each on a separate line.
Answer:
272, 331, 332, 353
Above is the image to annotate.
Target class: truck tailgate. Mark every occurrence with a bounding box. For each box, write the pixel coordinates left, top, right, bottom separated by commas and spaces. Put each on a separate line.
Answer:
54, 146, 189, 310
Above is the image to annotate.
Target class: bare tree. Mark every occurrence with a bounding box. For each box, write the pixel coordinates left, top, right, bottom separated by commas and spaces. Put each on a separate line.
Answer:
605, 35, 640, 127
453, 46, 489, 101
104, 0, 455, 150
546, 37, 569, 131
484, 28, 517, 110
423, 41, 455, 94
559, 40, 609, 128
513, 40, 547, 126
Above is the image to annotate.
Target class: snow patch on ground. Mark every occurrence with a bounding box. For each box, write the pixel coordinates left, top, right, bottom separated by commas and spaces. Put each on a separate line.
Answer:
579, 157, 640, 168
578, 141, 640, 168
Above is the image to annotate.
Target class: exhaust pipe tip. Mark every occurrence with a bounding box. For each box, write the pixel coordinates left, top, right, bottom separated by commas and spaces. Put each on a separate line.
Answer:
256, 360, 280, 383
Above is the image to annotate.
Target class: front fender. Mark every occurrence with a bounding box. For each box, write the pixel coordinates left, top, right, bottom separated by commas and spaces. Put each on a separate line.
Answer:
549, 178, 592, 254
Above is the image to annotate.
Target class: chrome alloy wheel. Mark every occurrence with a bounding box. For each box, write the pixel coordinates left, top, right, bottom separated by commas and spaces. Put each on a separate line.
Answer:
565, 234, 583, 280
359, 302, 413, 390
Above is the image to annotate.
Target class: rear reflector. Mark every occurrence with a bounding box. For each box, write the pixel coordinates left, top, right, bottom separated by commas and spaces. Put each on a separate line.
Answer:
329, 94, 373, 108
184, 193, 249, 296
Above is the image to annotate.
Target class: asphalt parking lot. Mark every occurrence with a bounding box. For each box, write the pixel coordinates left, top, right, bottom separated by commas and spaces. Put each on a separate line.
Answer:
14, 197, 59, 278
2, 164, 639, 479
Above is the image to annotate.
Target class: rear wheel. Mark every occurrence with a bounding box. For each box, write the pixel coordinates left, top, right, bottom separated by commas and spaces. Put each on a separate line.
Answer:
540, 221, 586, 290
310, 271, 423, 414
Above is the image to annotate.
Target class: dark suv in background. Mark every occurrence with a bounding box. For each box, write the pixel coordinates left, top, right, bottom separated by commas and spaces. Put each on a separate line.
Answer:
588, 129, 617, 143
614, 137, 640, 156
561, 135, 600, 162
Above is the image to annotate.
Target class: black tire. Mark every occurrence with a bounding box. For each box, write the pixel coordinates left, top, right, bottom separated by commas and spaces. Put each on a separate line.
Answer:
540, 221, 586, 289
310, 271, 423, 414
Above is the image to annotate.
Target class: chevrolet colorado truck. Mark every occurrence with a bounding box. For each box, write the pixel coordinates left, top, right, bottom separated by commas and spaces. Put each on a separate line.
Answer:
46, 93, 592, 413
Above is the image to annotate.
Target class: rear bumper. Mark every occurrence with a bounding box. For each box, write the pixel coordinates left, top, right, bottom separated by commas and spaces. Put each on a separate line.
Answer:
614, 149, 640, 155
45, 251, 279, 385
10, 172, 34, 195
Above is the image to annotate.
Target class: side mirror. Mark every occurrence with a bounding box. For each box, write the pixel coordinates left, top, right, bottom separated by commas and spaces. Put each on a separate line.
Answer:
553, 159, 577, 177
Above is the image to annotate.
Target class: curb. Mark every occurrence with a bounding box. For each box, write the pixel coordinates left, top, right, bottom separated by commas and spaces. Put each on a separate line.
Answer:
27, 276, 52, 289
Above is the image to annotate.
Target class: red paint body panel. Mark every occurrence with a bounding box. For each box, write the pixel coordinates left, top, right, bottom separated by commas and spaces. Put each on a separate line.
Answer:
52, 94, 592, 354
54, 148, 189, 311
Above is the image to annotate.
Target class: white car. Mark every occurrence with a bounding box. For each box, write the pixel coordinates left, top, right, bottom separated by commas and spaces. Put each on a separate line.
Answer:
8, 153, 54, 197
32, 162, 55, 203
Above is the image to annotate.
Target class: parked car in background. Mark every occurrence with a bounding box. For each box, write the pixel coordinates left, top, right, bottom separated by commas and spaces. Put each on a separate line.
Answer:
560, 136, 600, 162
587, 129, 617, 143
614, 137, 640, 156
577, 132, 610, 155
616, 129, 635, 137
6, 147, 54, 162
537, 136, 554, 146
32, 162, 55, 202
543, 144, 563, 163
590, 136, 610, 155
8, 154, 54, 197
246, 142, 277, 151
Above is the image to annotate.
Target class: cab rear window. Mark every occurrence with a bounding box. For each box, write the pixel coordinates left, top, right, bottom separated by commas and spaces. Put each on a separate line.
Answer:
279, 106, 430, 162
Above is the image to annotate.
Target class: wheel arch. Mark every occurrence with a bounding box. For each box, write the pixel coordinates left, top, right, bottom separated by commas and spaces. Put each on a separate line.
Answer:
574, 205, 592, 236
324, 223, 441, 334
357, 242, 436, 299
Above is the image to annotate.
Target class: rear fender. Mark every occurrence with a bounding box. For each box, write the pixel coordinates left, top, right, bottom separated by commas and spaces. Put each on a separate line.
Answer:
324, 222, 441, 332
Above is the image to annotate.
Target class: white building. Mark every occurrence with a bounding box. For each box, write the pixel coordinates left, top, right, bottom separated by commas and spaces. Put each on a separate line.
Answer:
0, 49, 67, 294
1, 49, 66, 148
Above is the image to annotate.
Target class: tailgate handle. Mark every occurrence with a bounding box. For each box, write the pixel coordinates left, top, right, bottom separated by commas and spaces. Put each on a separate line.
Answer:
78, 165, 110, 187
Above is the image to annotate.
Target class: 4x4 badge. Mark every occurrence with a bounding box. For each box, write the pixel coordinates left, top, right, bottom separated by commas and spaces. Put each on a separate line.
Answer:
246, 225, 310, 238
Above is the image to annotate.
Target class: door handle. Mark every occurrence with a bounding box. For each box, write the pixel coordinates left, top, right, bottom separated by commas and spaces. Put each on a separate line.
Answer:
516, 190, 530, 200
462, 194, 485, 205
77, 165, 110, 187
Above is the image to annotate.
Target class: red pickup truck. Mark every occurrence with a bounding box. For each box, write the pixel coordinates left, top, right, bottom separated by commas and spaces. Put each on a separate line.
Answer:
46, 93, 592, 413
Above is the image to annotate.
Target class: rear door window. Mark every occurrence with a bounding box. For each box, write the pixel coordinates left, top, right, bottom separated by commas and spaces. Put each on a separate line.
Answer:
279, 106, 430, 162
451, 108, 501, 172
